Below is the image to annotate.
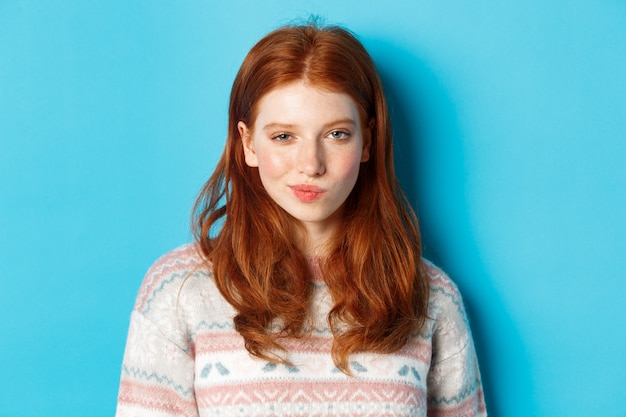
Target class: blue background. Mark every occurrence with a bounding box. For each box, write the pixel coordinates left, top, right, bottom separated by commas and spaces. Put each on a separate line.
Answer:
1, 1, 625, 416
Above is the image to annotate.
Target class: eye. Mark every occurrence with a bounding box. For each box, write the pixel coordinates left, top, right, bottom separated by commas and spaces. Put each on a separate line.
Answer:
328, 130, 350, 140
272, 133, 292, 141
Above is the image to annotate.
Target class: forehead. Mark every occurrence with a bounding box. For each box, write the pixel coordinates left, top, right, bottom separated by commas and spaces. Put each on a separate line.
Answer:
253, 82, 361, 126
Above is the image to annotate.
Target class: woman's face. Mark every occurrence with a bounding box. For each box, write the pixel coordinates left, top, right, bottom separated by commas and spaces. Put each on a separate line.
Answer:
239, 81, 370, 245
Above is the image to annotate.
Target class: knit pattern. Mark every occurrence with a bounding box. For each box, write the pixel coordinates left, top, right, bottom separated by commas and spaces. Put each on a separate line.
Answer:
116, 244, 486, 417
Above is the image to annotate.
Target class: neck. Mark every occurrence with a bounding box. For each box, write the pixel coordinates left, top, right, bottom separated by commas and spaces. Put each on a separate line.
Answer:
297, 221, 337, 257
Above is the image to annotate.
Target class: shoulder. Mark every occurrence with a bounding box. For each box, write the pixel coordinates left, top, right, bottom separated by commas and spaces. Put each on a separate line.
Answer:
132, 243, 213, 316
423, 259, 465, 314
145, 243, 208, 280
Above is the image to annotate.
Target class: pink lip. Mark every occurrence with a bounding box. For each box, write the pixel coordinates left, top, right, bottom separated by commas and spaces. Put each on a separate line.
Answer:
290, 184, 325, 202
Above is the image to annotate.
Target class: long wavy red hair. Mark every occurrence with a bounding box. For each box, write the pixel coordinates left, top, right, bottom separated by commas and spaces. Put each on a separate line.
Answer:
192, 23, 429, 372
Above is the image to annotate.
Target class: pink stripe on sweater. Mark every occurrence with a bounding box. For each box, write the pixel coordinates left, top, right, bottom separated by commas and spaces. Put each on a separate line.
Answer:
194, 333, 431, 362
195, 379, 426, 408
118, 380, 197, 416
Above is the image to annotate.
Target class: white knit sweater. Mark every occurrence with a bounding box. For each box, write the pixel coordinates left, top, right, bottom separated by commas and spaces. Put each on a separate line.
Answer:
116, 244, 486, 416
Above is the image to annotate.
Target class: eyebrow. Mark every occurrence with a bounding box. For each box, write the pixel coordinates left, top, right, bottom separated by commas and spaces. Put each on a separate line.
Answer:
262, 118, 358, 132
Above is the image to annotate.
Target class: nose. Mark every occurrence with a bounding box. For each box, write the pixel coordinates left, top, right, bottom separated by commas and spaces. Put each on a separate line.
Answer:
296, 139, 325, 177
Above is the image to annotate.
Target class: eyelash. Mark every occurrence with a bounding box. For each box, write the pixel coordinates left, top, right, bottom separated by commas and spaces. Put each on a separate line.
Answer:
271, 133, 292, 141
270, 130, 351, 141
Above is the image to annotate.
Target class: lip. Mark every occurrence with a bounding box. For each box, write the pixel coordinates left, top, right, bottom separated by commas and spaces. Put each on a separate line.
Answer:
290, 184, 325, 202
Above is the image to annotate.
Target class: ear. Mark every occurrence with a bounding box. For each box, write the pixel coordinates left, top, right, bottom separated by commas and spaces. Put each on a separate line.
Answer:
238, 121, 258, 167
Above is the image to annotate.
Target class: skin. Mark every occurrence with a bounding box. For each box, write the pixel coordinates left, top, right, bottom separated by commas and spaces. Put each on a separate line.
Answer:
239, 81, 370, 256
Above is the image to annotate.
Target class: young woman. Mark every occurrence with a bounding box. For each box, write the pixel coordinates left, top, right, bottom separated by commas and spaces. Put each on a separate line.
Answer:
116, 23, 486, 417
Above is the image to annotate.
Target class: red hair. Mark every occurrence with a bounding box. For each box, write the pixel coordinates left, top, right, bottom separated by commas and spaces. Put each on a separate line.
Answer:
192, 23, 429, 372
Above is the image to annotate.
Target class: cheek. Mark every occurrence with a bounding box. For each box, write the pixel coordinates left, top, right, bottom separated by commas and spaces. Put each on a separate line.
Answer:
255, 150, 286, 180
343, 151, 365, 180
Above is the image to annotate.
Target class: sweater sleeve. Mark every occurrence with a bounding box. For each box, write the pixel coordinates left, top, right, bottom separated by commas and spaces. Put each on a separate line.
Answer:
116, 246, 201, 417
116, 312, 199, 417
426, 271, 487, 417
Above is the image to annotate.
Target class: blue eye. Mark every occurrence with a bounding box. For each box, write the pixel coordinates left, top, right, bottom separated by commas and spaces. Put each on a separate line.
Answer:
329, 130, 349, 139
272, 133, 291, 141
